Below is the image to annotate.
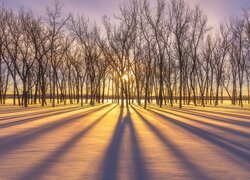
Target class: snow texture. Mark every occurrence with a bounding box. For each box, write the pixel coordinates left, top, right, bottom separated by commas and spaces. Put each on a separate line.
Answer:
0, 103, 249, 180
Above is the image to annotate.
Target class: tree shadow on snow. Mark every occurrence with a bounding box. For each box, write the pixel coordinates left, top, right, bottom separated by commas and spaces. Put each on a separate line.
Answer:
131, 105, 210, 179
100, 105, 148, 180
0, 106, 85, 129
149, 107, 250, 141
19, 104, 118, 180
165, 106, 250, 119
144, 107, 250, 168
0, 104, 112, 157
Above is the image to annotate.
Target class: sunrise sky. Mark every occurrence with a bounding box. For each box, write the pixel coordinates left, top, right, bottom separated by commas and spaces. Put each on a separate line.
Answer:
0, 0, 250, 27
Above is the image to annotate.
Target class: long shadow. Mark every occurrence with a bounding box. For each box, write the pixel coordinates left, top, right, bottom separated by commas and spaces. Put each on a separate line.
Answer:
19, 105, 117, 180
131, 106, 210, 179
0, 106, 42, 113
145, 108, 250, 166
203, 105, 250, 111
100, 106, 149, 180
0, 106, 85, 129
0, 107, 81, 122
0, 104, 111, 141
100, 106, 125, 180
176, 104, 250, 111
0, 104, 94, 121
0, 105, 64, 116
187, 108, 250, 119
0, 103, 106, 128
149, 107, 250, 140
181, 109, 250, 127
0, 104, 113, 157
151, 106, 250, 128
149, 108, 250, 151
165, 106, 250, 119
127, 106, 149, 180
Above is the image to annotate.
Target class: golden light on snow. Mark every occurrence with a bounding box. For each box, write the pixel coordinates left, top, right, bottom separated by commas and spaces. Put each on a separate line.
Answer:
0, 102, 249, 179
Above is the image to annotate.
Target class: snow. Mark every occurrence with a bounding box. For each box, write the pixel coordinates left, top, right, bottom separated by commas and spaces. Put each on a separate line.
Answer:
0, 103, 249, 179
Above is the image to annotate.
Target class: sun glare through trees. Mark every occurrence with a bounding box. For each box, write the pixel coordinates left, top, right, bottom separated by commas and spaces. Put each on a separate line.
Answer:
122, 74, 129, 82
0, 0, 249, 179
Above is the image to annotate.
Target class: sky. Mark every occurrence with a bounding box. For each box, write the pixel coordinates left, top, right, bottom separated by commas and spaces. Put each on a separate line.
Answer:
0, 0, 250, 27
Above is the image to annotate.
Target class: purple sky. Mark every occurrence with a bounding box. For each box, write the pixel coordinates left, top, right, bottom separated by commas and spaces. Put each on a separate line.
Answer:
0, 0, 249, 27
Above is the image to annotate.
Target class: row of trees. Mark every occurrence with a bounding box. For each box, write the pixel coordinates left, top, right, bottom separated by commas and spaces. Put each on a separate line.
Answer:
0, 0, 249, 108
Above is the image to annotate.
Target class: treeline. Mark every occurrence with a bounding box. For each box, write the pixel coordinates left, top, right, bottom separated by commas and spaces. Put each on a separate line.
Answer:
0, 0, 249, 108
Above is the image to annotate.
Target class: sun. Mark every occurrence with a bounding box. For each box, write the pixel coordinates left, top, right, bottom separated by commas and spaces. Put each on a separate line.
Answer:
122, 74, 129, 82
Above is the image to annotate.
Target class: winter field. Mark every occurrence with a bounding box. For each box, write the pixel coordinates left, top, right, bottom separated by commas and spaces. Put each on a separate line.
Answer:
0, 102, 249, 180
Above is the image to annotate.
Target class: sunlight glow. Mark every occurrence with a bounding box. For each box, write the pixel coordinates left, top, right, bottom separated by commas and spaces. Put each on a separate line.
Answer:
122, 74, 129, 82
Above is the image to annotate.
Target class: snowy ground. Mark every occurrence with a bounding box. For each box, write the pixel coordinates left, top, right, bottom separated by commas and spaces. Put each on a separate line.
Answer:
0, 103, 249, 180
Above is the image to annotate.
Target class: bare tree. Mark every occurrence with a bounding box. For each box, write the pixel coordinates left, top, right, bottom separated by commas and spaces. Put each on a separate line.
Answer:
170, 0, 191, 108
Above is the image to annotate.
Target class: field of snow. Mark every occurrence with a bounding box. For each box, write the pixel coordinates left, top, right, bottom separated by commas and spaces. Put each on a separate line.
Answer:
0, 103, 249, 180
